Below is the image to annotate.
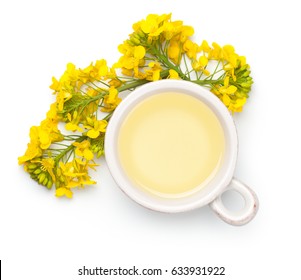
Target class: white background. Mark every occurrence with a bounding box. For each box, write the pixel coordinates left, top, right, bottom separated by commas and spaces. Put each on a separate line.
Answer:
0, 0, 300, 279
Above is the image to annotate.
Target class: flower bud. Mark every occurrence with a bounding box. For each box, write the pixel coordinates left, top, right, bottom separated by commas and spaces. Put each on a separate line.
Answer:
47, 179, 53, 189
42, 177, 48, 186
38, 173, 46, 184
34, 168, 42, 175
27, 164, 38, 170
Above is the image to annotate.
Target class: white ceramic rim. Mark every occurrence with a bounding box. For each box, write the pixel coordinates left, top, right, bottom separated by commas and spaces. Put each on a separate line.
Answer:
105, 80, 238, 213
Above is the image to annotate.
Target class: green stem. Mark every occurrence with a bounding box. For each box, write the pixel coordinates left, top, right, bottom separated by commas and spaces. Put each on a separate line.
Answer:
183, 54, 190, 79
54, 135, 87, 165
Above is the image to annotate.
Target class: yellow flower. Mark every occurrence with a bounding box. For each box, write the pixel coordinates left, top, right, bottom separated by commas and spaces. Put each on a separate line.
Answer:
200, 40, 211, 53
140, 14, 170, 39
65, 111, 83, 132
118, 42, 132, 56
230, 97, 247, 112
79, 59, 108, 83
101, 87, 122, 112
140, 14, 158, 34
32, 158, 56, 182
18, 141, 42, 165
183, 39, 200, 59
118, 44, 145, 68
221, 45, 239, 81
162, 20, 183, 40
95, 59, 108, 77
61, 63, 79, 86
30, 125, 54, 150
58, 161, 78, 178
79, 64, 93, 83
209, 42, 222, 60
106, 66, 118, 79
222, 45, 237, 65
191, 55, 210, 76
46, 102, 59, 121
38, 129, 52, 150
84, 117, 107, 139
73, 140, 94, 160
134, 46, 146, 60
57, 159, 97, 191
49, 77, 61, 92
67, 163, 96, 188
146, 61, 161, 81
117, 44, 146, 78
179, 25, 194, 42
211, 76, 246, 112
41, 111, 63, 143
18, 113, 64, 165
218, 76, 237, 95
106, 87, 119, 104
56, 88, 72, 111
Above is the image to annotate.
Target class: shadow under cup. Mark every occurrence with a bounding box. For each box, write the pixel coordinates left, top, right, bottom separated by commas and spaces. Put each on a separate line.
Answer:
105, 80, 238, 214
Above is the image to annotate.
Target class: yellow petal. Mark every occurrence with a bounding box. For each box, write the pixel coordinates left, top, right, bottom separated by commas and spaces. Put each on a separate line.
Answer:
65, 122, 78, 132
55, 187, 72, 198
95, 59, 108, 76
168, 41, 180, 60
84, 149, 94, 161
87, 129, 99, 139
29, 126, 39, 142
97, 120, 107, 132
223, 94, 231, 106
65, 189, 73, 198
153, 70, 161, 81
134, 46, 146, 59
183, 39, 193, 52
141, 15, 157, 33
235, 97, 247, 107
168, 69, 179, 79
55, 188, 65, 197
81, 180, 97, 186
226, 85, 237, 94
49, 77, 60, 91
200, 40, 211, 52
199, 56, 208, 67
39, 130, 51, 149
223, 45, 235, 54
122, 57, 135, 70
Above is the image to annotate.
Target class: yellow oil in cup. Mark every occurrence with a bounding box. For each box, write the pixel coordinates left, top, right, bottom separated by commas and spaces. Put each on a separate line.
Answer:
117, 92, 225, 198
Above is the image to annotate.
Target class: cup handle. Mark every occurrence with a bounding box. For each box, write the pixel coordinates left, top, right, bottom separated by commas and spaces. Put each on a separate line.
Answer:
209, 178, 259, 226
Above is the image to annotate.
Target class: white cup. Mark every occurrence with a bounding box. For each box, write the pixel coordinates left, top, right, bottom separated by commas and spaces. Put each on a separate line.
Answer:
105, 80, 259, 226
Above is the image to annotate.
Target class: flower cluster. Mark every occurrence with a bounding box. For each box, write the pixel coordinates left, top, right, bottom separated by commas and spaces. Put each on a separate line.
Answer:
18, 13, 253, 198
